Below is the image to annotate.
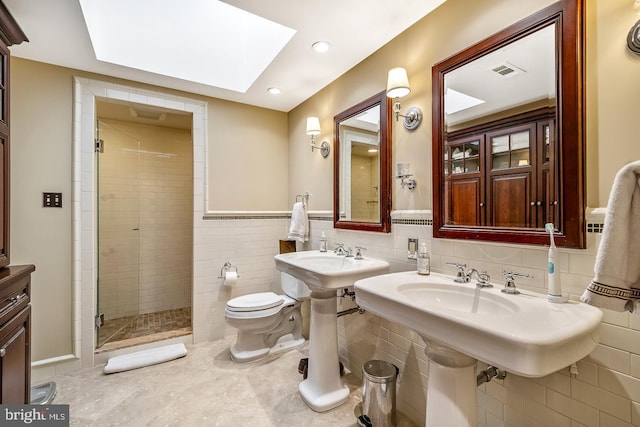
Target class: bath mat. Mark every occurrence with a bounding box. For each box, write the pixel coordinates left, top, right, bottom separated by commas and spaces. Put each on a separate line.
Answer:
103, 343, 187, 374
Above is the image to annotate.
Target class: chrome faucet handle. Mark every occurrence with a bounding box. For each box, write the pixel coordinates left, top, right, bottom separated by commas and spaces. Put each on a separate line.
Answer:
354, 246, 367, 260
501, 271, 532, 295
334, 243, 346, 255
446, 262, 468, 283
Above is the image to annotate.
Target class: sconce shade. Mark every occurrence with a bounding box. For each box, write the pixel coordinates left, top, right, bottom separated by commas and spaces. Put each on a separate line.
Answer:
386, 67, 411, 98
306, 116, 321, 136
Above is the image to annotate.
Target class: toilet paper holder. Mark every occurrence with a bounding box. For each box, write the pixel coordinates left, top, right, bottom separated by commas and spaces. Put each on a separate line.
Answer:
218, 262, 240, 279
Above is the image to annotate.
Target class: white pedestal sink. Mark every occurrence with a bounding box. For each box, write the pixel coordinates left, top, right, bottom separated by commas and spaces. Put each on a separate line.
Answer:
354, 271, 603, 427
274, 250, 389, 412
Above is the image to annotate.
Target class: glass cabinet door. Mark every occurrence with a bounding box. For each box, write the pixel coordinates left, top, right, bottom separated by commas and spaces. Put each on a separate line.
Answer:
447, 139, 481, 175
490, 128, 531, 170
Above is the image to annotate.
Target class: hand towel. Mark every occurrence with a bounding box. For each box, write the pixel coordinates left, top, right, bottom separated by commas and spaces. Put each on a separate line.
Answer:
581, 161, 640, 312
287, 202, 308, 242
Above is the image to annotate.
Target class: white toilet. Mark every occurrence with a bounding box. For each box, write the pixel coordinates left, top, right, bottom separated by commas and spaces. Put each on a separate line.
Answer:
224, 273, 311, 363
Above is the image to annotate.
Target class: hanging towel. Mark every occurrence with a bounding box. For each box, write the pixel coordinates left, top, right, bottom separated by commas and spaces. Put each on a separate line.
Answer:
581, 161, 640, 313
287, 202, 309, 242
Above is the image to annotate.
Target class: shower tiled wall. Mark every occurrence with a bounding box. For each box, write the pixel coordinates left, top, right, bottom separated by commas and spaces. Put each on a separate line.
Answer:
97, 120, 193, 320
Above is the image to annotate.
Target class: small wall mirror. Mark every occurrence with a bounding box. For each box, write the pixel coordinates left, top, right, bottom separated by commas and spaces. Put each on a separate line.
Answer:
432, 0, 585, 248
334, 91, 392, 232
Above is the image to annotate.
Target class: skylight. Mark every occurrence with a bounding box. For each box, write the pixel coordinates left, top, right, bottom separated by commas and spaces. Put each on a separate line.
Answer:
79, 0, 296, 93
445, 88, 485, 115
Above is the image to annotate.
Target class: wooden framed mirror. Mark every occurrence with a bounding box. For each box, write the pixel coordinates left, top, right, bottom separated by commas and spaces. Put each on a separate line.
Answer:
334, 91, 392, 232
432, 0, 585, 248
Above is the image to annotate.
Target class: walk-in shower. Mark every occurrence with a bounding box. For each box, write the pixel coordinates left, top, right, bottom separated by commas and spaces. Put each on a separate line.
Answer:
95, 100, 194, 351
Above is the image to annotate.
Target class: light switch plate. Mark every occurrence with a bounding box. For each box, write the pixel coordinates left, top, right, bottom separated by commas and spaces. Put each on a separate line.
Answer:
408, 238, 418, 259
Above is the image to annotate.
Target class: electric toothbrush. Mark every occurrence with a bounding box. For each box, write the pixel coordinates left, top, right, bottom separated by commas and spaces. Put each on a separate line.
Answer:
546, 223, 568, 303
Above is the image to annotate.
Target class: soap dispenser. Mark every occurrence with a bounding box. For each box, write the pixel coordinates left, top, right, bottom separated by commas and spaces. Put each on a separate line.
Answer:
319, 231, 327, 252
417, 242, 430, 275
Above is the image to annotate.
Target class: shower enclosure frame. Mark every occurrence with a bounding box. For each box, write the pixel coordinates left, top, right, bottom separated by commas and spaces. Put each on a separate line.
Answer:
69, 77, 208, 369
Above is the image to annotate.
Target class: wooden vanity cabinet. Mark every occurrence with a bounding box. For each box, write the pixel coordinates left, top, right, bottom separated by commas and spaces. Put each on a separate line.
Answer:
0, 265, 34, 404
444, 110, 557, 229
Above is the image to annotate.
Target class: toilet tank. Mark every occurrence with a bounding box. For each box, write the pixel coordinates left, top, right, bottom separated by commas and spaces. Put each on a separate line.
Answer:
281, 273, 311, 300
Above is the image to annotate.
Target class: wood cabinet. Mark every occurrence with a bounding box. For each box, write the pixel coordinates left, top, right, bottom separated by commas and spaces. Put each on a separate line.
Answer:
0, 1, 31, 405
0, 265, 34, 404
444, 110, 557, 229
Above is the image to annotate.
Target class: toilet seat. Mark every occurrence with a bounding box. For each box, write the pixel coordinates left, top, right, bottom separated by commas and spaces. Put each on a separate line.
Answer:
226, 292, 283, 312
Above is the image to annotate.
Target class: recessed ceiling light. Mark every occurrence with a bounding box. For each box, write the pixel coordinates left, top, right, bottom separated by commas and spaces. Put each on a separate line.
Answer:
312, 41, 331, 53
267, 87, 281, 95
368, 149, 379, 153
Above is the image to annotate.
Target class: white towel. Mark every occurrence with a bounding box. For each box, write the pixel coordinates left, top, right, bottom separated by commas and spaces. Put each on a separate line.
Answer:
581, 161, 640, 313
287, 202, 308, 242
103, 343, 187, 374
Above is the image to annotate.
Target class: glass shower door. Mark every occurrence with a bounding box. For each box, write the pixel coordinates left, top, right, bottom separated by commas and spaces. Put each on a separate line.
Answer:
96, 120, 141, 348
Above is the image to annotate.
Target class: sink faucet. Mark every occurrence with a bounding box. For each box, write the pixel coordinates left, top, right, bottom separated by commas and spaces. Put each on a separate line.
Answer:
466, 269, 492, 287
447, 262, 491, 287
334, 243, 348, 256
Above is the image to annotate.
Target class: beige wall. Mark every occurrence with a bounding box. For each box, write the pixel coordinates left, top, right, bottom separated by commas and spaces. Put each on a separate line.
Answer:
289, 0, 640, 211
11, 59, 289, 361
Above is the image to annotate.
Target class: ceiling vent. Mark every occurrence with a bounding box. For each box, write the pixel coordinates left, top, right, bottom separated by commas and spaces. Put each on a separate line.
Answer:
491, 62, 526, 78
129, 107, 167, 121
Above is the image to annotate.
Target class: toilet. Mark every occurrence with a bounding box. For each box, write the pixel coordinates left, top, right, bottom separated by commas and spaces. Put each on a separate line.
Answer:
224, 273, 311, 363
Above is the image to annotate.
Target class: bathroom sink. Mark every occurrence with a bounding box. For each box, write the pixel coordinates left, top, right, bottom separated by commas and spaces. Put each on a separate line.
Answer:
354, 271, 603, 378
274, 250, 390, 412
274, 250, 389, 291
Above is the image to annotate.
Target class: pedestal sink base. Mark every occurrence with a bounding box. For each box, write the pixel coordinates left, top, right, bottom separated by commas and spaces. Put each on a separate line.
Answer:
300, 291, 349, 412
425, 339, 478, 427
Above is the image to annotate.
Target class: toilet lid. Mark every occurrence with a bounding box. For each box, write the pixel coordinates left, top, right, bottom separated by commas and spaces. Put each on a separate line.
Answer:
226, 292, 284, 312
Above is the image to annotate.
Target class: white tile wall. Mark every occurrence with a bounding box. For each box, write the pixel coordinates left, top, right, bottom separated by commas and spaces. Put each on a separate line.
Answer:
279, 210, 640, 427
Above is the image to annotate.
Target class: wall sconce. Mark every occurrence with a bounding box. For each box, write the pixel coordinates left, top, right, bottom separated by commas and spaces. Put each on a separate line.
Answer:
628, 0, 640, 54
306, 116, 330, 158
386, 67, 423, 131
396, 162, 416, 190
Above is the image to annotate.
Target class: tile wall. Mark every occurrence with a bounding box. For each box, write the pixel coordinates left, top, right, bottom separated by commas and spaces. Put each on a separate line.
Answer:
97, 120, 193, 319
291, 209, 636, 427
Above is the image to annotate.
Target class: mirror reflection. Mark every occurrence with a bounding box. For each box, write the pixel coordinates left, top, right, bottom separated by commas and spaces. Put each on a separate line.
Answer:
339, 105, 381, 223
432, 0, 585, 248
334, 91, 391, 233
443, 24, 557, 229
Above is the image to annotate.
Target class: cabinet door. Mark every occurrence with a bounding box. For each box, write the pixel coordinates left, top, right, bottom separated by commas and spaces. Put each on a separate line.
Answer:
487, 124, 536, 227
0, 42, 8, 268
445, 135, 484, 226
450, 177, 482, 226
538, 120, 558, 228
0, 306, 30, 404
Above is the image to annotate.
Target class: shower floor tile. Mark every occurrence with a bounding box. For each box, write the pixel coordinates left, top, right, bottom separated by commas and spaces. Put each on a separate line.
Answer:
97, 307, 192, 353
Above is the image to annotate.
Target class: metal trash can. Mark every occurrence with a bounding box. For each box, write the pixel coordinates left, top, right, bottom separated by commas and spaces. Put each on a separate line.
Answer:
360, 360, 398, 427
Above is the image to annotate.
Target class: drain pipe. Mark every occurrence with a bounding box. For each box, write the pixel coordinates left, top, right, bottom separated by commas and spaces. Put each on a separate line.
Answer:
477, 366, 507, 386
338, 288, 365, 318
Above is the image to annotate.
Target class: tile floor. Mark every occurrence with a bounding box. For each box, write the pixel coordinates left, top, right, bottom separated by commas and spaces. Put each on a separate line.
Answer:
97, 308, 192, 353
44, 336, 418, 426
